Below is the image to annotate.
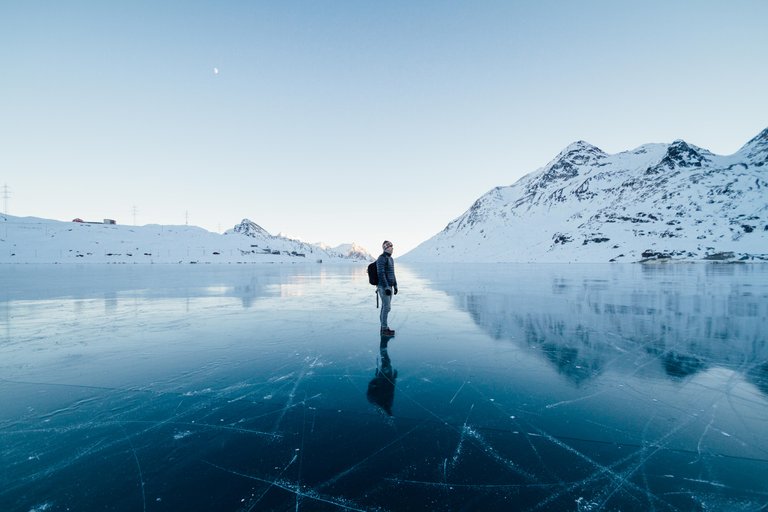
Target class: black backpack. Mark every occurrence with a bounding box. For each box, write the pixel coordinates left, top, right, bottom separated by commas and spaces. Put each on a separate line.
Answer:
367, 261, 378, 286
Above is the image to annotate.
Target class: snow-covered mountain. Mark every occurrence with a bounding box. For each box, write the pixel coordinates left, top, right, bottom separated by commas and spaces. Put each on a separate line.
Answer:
321, 242, 373, 261
0, 216, 368, 264
225, 219, 373, 261
404, 128, 768, 263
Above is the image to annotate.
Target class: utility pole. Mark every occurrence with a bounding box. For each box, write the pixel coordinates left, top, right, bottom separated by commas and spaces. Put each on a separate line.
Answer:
132, 205, 138, 226
2, 184, 9, 215
185, 210, 189, 226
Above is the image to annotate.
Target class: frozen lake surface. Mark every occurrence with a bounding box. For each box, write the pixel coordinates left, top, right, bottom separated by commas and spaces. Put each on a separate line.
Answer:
2, 263, 767, 511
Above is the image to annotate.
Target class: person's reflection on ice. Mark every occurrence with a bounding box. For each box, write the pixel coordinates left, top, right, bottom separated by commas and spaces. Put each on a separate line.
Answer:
366, 335, 398, 415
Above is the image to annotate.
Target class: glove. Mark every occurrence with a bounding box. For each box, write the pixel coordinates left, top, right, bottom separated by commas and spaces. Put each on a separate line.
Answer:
393, 286, 398, 295
385, 288, 392, 296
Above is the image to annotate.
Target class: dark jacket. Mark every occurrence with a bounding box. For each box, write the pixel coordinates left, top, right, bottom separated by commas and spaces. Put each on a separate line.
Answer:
376, 252, 397, 290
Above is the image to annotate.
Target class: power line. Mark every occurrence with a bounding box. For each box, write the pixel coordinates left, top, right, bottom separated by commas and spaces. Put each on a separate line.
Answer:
2, 183, 10, 215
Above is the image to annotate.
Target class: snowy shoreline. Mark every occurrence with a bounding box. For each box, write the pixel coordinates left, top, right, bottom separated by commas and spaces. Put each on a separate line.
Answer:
0, 215, 370, 265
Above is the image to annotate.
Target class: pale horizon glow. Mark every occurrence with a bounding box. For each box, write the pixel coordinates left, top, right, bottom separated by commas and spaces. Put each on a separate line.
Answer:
1, 1, 766, 255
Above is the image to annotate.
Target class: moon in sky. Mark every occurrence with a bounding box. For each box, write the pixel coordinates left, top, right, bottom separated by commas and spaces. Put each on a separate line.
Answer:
213, 67, 220, 75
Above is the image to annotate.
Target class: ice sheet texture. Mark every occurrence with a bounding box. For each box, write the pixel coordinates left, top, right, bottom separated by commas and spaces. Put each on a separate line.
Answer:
1, 263, 767, 511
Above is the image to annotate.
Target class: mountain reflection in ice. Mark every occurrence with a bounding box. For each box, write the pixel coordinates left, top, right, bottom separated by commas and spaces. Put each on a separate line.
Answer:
1, 263, 767, 511
422, 263, 767, 388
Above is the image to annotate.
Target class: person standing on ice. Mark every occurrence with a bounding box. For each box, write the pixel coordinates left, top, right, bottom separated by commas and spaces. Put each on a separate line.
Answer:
376, 240, 398, 336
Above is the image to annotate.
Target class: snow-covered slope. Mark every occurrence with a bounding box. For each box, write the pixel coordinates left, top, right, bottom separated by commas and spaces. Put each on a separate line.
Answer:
0, 216, 368, 264
326, 243, 374, 261
404, 128, 768, 263
224, 219, 373, 261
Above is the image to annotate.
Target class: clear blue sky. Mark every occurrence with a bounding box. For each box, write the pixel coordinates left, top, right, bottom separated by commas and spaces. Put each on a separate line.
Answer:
2, 1, 766, 255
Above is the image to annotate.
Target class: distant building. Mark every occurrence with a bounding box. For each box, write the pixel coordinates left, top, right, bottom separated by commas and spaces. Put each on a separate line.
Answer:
72, 218, 117, 225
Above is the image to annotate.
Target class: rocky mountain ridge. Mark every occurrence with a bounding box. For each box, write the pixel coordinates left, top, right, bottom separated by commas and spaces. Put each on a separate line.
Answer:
225, 219, 373, 260
404, 128, 768, 263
